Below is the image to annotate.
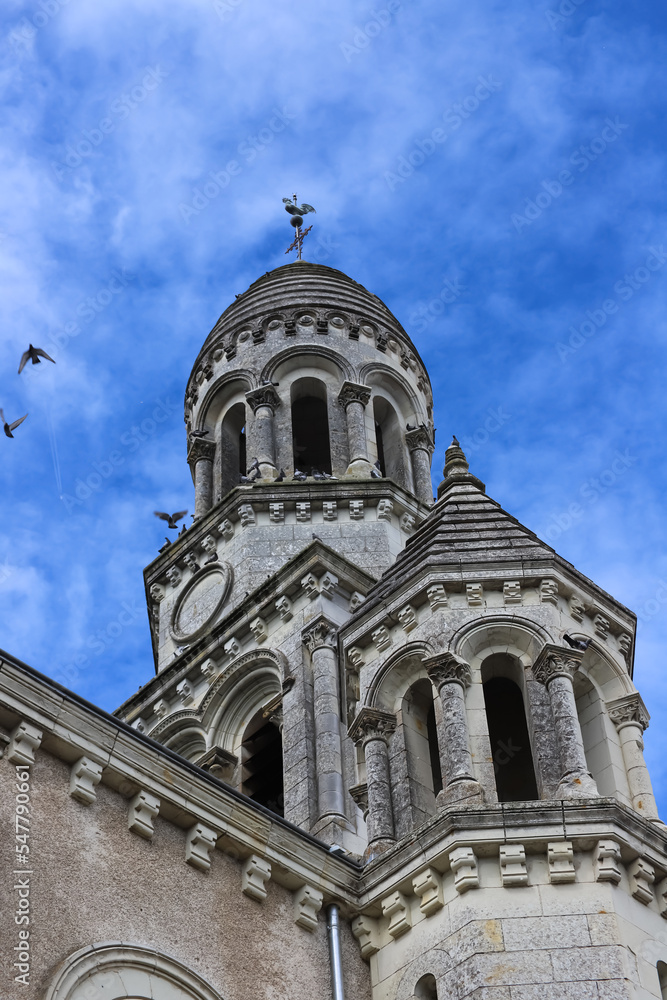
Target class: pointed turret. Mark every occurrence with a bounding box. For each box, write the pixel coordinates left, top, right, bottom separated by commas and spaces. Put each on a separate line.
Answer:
437, 435, 485, 497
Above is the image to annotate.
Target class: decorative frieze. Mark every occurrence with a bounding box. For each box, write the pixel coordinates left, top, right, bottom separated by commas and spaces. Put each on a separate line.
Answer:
238, 503, 256, 527
595, 839, 622, 884
399, 512, 416, 533
249, 617, 268, 643
217, 519, 234, 541
269, 503, 284, 523
372, 625, 392, 652
296, 502, 311, 522
70, 756, 104, 805
569, 594, 585, 621
293, 884, 323, 931
499, 843, 528, 887
630, 857, 655, 905
540, 579, 559, 605
185, 822, 217, 871
275, 595, 293, 621
381, 890, 412, 938
6, 721, 43, 766
397, 604, 418, 632
349, 500, 365, 520
377, 499, 393, 521
128, 790, 160, 839
242, 855, 272, 902
466, 583, 484, 607
412, 867, 444, 916
176, 680, 194, 706
593, 613, 610, 639
351, 914, 379, 959
427, 583, 447, 610
322, 501, 337, 521
503, 581, 522, 605
548, 841, 576, 884
449, 846, 479, 893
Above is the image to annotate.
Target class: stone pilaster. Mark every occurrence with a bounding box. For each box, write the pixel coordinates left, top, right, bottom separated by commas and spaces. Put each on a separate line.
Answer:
608, 693, 660, 821
348, 707, 397, 856
424, 652, 484, 806
532, 643, 598, 799
338, 381, 372, 476
405, 426, 434, 505
245, 385, 281, 479
302, 617, 346, 828
187, 437, 216, 518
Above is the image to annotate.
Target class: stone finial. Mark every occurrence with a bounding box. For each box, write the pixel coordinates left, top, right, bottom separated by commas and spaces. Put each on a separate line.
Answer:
437, 436, 485, 497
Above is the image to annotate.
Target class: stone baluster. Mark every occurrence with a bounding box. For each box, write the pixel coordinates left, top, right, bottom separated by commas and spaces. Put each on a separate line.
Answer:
405, 426, 435, 505
532, 643, 598, 798
338, 381, 372, 476
348, 707, 397, 855
302, 618, 346, 826
187, 437, 216, 518
245, 385, 280, 479
425, 653, 484, 806
608, 693, 660, 821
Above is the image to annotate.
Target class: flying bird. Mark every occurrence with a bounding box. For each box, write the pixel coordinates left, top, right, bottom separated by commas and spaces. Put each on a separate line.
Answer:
1, 409, 28, 438
18, 345, 56, 375
154, 509, 188, 530
563, 634, 592, 651
283, 198, 316, 218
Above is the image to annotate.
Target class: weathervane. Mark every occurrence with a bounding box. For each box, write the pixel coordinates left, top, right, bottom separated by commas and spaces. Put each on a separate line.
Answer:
283, 194, 316, 259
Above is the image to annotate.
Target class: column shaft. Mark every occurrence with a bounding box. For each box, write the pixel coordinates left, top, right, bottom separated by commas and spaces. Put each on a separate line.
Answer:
194, 458, 213, 517
338, 382, 371, 476
311, 644, 346, 821
618, 723, 659, 818
425, 654, 484, 806
364, 737, 394, 844
251, 404, 277, 478
410, 448, 433, 504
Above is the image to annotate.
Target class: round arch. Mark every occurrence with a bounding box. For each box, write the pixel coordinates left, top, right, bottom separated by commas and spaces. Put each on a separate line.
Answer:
201, 650, 286, 752
197, 371, 254, 431
366, 641, 433, 713
261, 345, 356, 384
359, 362, 426, 419
44, 942, 225, 1000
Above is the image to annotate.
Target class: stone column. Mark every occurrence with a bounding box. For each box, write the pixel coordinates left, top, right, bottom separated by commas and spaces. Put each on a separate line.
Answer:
338, 381, 372, 477
302, 618, 346, 826
245, 385, 281, 479
348, 707, 397, 855
425, 653, 484, 806
405, 426, 435, 505
532, 643, 598, 798
608, 693, 660, 821
187, 437, 216, 518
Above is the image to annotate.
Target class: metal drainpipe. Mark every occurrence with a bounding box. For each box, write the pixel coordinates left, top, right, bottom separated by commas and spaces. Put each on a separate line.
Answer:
326, 904, 346, 1000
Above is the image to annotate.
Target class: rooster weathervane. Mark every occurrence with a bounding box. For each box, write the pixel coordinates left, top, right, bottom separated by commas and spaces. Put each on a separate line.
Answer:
283, 195, 316, 260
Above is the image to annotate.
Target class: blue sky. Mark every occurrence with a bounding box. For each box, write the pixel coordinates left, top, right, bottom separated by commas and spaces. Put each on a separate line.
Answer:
1, 0, 667, 809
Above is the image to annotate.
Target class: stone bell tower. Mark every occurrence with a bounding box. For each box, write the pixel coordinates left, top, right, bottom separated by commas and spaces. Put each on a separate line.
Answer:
114, 260, 667, 999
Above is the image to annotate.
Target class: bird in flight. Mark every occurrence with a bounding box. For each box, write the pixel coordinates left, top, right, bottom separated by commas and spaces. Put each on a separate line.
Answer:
1, 409, 28, 438
154, 509, 188, 530
563, 634, 592, 651
18, 345, 56, 374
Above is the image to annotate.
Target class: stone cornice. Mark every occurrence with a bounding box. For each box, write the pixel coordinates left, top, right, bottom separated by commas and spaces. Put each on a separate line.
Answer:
338, 381, 371, 409
245, 384, 281, 413
532, 643, 584, 685
348, 707, 397, 747
423, 652, 472, 690
608, 693, 650, 732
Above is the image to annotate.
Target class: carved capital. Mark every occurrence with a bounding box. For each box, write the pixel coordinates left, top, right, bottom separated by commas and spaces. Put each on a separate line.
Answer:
245, 385, 281, 413
348, 707, 397, 747
532, 643, 584, 686
424, 652, 472, 690
405, 426, 434, 453
607, 693, 650, 732
338, 380, 371, 409
187, 436, 216, 466
302, 616, 337, 653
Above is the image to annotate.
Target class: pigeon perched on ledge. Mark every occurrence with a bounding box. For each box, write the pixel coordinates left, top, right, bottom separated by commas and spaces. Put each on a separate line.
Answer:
563, 634, 592, 651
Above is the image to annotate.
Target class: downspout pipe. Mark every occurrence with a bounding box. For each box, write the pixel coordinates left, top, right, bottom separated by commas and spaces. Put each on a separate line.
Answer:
326, 903, 346, 1000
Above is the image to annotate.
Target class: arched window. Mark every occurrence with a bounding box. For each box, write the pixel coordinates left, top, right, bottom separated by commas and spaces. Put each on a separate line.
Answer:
241, 708, 284, 816
402, 680, 442, 824
574, 672, 617, 796
482, 654, 538, 802
373, 396, 408, 487
291, 378, 332, 474
658, 961, 667, 998
414, 973, 438, 999
220, 401, 246, 496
